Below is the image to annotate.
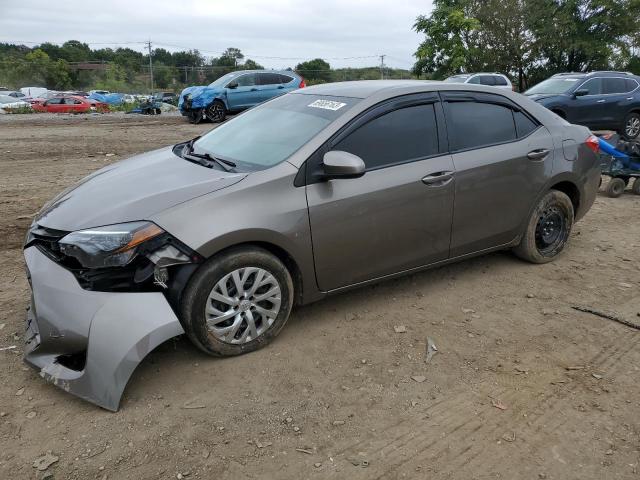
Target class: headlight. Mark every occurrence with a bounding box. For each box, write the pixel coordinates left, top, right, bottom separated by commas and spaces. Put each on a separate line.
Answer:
59, 221, 164, 269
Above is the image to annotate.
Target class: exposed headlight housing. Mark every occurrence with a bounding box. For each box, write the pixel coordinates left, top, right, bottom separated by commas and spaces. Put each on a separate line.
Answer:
59, 221, 164, 269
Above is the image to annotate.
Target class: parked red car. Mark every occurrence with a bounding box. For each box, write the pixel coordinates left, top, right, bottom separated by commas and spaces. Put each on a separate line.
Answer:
32, 95, 109, 113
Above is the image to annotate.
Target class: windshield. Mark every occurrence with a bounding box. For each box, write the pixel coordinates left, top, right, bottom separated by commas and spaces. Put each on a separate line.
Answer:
525, 77, 582, 95
208, 72, 242, 88
193, 94, 358, 170
444, 75, 470, 83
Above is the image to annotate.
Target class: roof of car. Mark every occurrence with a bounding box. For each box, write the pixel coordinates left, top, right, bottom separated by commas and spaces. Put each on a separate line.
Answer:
295, 79, 517, 99
551, 71, 637, 79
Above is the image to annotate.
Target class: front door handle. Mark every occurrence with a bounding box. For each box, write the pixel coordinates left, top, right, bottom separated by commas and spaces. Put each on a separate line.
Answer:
527, 149, 550, 161
277, 85, 285, 89
597, 99, 606, 103
422, 171, 454, 186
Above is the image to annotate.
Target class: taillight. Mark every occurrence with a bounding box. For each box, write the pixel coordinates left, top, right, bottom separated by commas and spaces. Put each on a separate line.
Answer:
299, 77, 306, 88
585, 135, 600, 154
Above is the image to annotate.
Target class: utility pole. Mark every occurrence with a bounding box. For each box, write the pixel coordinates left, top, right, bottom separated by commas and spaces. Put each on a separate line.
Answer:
147, 40, 154, 94
379, 54, 386, 80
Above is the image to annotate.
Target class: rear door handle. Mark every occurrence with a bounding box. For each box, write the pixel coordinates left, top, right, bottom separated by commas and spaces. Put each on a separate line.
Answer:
527, 149, 550, 161
250, 88, 258, 91
422, 171, 454, 186
277, 85, 285, 89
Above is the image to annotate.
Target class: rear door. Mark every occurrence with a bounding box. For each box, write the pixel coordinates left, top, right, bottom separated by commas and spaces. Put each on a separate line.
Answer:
225, 73, 259, 110
307, 94, 455, 291
441, 92, 554, 256
602, 77, 639, 129
257, 73, 286, 102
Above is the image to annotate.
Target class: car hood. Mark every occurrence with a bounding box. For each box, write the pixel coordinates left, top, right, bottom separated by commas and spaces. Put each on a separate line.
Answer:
35, 146, 247, 232
180, 85, 223, 109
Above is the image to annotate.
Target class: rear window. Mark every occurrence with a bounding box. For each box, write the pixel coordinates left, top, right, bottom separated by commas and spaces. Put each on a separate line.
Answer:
279, 74, 294, 84
479, 76, 495, 86
513, 110, 540, 137
258, 73, 282, 85
493, 76, 508, 86
446, 101, 516, 150
603, 77, 636, 94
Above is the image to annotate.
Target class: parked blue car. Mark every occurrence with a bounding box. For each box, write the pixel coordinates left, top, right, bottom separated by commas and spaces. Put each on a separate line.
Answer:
179, 70, 305, 123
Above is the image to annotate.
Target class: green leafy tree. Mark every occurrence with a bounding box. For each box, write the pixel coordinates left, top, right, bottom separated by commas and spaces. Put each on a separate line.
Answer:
295, 58, 331, 83
222, 47, 244, 67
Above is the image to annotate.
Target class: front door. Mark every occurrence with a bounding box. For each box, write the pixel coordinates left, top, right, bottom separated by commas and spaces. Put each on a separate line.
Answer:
568, 78, 604, 128
306, 97, 455, 291
225, 73, 259, 110
440, 92, 555, 256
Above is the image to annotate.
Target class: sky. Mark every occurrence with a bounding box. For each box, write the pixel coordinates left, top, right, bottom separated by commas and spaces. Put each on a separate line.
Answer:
0, 0, 432, 70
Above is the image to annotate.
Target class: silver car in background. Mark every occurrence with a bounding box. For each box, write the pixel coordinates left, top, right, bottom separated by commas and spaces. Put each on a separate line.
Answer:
23, 81, 601, 410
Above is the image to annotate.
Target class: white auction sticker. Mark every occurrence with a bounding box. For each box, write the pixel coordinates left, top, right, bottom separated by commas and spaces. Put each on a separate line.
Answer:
308, 99, 347, 111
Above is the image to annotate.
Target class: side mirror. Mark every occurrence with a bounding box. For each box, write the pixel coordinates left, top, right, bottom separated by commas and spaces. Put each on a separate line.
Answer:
322, 151, 366, 179
227, 82, 238, 89
573, 89, 589, 98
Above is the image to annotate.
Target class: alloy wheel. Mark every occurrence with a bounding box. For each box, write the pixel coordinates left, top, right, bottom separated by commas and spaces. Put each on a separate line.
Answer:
206, 102, 225, 122
626, 116, 640, 139
205, 267, 282, 344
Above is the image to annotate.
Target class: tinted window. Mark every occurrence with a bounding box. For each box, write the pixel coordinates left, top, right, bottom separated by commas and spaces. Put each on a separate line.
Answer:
447, 101, 516, 150
603, 78, 632, 94
514, 110, 539, 137
234, 74, 257, 87
579, 78, 602, 95
480, 76, 495, 86
625, 79, 639, 92
333, 104, 439, 170
493, 75, 508, 86
46, 98, 63, 105
279, 74, 294, 84
258, 73, 282, 85
467, 76, 481, 84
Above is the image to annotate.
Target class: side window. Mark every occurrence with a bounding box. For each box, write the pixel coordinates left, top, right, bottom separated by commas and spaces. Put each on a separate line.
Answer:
467, 76, 481, 84
235, 74, 257, 87
513, 110, 540, 138
446, 101, 516, 150
47, 98, 63, 105
333, 104, 439, 170
279, 74, 294, 84
625, 79, 639, 93
480, 75, 495, 86
493, 76, 508, 86
603, 78, 631, 94
579, 78, 602, 95
258, 73, 282, 85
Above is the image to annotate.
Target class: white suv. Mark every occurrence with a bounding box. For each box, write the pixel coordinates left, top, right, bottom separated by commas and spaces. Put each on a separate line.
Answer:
444, 73, 513, 90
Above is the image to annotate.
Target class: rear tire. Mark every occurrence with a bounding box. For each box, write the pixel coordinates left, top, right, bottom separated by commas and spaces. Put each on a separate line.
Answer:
631, 178, 640, 195
513, 190, 574, 264
180, 247, 294, 357
606, 177, 626, 198
623, 112, 640, 140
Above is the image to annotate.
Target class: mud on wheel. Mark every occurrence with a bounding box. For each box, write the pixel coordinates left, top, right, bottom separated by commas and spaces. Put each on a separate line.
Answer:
513, 190, 574, 264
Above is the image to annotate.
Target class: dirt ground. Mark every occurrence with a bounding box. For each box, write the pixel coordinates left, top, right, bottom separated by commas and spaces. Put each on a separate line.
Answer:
0, 113, 639, 480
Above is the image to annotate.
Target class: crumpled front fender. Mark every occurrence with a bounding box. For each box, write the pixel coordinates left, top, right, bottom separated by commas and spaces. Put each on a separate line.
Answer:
24, 246, 185, 411
181, 85, 224, 110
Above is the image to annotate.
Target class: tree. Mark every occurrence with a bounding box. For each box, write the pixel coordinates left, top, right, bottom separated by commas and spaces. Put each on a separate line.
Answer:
243, 59, 264, 70
413, 0, 640, 90
221, 47, 244, 67
295, 58, 331, 83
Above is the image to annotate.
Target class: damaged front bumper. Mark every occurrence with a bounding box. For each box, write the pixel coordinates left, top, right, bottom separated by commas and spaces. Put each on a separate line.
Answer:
23, 246, 184, 411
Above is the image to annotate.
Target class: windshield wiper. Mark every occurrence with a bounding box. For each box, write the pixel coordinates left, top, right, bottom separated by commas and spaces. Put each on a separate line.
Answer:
181, 136, 236, 172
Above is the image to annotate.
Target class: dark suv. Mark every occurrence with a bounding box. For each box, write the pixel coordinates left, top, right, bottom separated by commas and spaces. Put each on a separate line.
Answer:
525, 71, 640, 139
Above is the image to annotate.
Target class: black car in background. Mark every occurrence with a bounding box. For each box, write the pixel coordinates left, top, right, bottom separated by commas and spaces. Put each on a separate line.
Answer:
525, 71, 640, 139
153, 92, 178, 105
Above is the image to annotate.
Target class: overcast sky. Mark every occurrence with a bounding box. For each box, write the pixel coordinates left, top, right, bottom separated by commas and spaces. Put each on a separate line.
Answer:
0, 0, 432, 70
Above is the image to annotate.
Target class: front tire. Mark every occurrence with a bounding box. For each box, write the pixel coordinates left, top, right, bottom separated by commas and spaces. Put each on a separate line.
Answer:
205, 100, 226, 123
632, 179, 640, 195
513, 190, 574, 264
180, 247, 294, 357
